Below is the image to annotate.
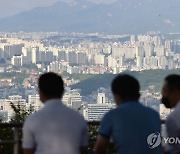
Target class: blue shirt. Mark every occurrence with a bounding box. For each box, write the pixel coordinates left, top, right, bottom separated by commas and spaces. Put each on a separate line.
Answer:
99, 101, 161, 154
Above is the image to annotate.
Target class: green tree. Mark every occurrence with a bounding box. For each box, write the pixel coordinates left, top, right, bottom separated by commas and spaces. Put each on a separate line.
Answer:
0, 102, 32, 154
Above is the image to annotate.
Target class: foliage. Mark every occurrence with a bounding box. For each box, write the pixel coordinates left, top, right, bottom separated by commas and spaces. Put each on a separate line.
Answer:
72, 69, 180, 96
0, 102, 32, 154
69, 74, 96, 81
0, 72, 29, 84
0, 58, 6, 64
71, 74, 114, 96
0, 124, 13, 154
22, 64, 38, 69
10, 102, 33, 123
88, 122, 115, 153
88, 123, 99, 153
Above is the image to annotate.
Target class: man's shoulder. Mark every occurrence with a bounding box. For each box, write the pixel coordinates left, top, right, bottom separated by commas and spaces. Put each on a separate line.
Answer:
118, 102, 159, 117
28, 104, 84, 121
103, 107, 119, 119
142, 105, 160, 119
24, 105, 52, 124
167, 107, 180, 124
166, 110, 179, 131
24, 105, 86, 128
144, 105, 159, 114
24, 110, 42, 124
23, 113, 38, 130
67, 107, 85, 121
170, 104, 180, 118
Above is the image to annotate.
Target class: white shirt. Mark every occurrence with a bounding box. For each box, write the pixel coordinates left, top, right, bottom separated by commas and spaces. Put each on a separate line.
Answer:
166, 102, 180, 154
23, 99, 88, 154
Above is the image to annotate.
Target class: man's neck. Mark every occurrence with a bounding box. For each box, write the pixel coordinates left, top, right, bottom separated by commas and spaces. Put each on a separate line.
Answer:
44, 98, 61, 104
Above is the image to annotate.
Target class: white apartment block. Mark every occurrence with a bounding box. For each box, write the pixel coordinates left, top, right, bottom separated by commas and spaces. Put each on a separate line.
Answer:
28, 94, 43, 112
22, 47, 32, 64
31, 47, 40, 64
94, 54, 106, 65
83, 92, 115, 121
97, 93, 106, 104
47, 61, 60, 72
11, 55, 23, 66
83, 103, 115, 121
0, 95, 26, 121
136, 56, 144, 68
67, 66, 79, 74
107, 56, 117, 68
62, 89, 82, 111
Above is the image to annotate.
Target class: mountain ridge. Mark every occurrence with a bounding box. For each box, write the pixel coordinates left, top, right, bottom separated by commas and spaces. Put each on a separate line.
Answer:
0, 0, 179, 34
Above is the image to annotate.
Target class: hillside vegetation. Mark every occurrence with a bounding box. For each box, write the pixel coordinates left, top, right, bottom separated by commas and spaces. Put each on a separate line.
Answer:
71, 69, 180, 96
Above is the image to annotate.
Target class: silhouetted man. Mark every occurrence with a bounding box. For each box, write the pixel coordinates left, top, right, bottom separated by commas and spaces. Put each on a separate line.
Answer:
161, 74, 180, 154
95, 74, 161, 154
23, 72, 88, 154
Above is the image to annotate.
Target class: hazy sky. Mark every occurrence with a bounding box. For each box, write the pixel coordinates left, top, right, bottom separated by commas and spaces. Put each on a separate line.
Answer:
0, 0, 117, 18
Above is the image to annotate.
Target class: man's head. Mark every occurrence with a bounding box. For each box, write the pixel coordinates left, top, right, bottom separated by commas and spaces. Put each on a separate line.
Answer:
111, 74, 140, 105
38, 72, 64, 103
161, 74, 180, 108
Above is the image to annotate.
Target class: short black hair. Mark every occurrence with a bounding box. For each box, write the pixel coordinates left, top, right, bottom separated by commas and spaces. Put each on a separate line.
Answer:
111, 74, 140, 101
165, 74, 180, 92
38, 72, 64, 98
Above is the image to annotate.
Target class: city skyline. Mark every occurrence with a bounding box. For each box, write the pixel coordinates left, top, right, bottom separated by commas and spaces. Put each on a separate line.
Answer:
0, 31, 179, 122
0, 0, 179, 122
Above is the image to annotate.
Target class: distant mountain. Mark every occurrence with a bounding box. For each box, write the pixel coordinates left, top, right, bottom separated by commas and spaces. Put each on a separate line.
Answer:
0, 0, 179, 34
